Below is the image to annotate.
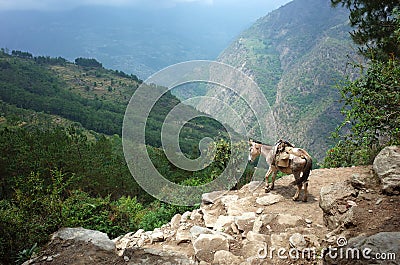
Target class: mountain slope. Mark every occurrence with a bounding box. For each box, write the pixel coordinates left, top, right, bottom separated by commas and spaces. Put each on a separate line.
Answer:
197, 0, 361, 162
0, 51, 226, 154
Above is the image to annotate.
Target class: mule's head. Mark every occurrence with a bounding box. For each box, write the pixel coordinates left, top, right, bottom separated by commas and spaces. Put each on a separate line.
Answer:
248, 139, 262, 163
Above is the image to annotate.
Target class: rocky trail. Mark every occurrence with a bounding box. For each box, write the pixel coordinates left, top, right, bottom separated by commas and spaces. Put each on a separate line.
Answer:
23, 147, 400, 265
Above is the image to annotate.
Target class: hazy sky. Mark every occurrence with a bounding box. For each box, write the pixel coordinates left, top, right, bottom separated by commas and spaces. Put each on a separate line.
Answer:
0, 0, 292, 12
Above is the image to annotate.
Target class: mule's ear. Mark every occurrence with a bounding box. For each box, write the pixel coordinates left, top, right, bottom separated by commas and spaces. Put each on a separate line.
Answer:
249, 139, 253, 145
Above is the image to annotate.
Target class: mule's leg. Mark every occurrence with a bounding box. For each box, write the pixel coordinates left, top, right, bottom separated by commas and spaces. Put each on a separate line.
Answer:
270, 171, 277, 190
292, 172, 301, 201
264, 168, 273, 192
293, 184, 302, 201
302, 181, 308, 202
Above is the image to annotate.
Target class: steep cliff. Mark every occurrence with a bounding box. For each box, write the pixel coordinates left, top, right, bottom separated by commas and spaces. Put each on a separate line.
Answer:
196, 0, 362, 161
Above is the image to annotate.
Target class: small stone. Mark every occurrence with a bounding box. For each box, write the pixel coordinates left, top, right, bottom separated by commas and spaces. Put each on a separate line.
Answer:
375, 198, 383, 205
347, 200, 357, 207
368, 209, 373, 213
326, 235, 336, 243
123, 256, 130, 261
190, 209, 203, 222
256, 208, 263, 214
305, 218, 312, 224
180, 211, 192, 222
231, 223, 240, 234
170, 214, 182, 229
338, 204, 348, 214
46, 256, 53, 262
289, 233, 307, 250
234, 212, 256, 231
176, 226, 191, 244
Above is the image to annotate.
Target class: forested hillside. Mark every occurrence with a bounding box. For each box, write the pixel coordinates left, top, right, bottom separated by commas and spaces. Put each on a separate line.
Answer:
196, 0, 360, 162
0, 50, 245, 264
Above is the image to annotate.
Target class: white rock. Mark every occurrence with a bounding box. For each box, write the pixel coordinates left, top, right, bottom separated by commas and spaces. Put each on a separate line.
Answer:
51, 227, 115, 251
234, 212, 256, 231
213, 215, 235, 232
213, 250, 242, 265
373, 146, 400, 194
170, 214, 182, 229
190, 209, 203, 222
256, 194, 283, 206
276, 214, 302, 226
202, 190, 226, 204
289, 233, 307, 250
176, 226, 191, 244
220, 194, 239, 207
149, 230, 164, 243
246, 231, 268, 242
193, 234, 229, 263
180, 211, 192, 223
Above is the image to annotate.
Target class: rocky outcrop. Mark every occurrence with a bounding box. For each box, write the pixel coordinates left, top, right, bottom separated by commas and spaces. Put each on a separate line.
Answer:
319, 181, 358, 230
373, 146, 400, 195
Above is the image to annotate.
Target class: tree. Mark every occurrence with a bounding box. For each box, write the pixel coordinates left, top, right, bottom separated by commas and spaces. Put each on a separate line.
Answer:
74, 57, 102, 68
331, 0, 400, 60
325, 1, 400, 167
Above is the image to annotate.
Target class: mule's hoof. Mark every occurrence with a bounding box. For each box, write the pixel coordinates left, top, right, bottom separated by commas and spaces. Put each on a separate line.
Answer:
265, 186, 271, 193
292, 196, 298, 201
302, 198, 308, 202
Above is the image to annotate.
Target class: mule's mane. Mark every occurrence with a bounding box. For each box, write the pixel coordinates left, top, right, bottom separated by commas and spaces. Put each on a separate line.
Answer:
251, 139, 270, 146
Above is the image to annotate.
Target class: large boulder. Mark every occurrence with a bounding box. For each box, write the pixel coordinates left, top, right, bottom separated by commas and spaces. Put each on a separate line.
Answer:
324, 232, 400, 265
51, 227, 115, 251
373, 146, 400, 194
319, 181, 358, 230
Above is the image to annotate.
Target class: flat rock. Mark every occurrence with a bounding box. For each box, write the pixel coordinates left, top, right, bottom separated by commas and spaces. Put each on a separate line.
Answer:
202, 190, 226, 204
193, 234, 229, 263
226, 196, 255, 216
213, 250, 242, 265
51, 227, 115, 252
234, 212, 256, 231
276, 214, 302, 226
256, 193, 283, 206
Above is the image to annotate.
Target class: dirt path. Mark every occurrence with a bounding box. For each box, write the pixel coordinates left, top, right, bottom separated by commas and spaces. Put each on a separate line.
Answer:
26, 165, 399, 265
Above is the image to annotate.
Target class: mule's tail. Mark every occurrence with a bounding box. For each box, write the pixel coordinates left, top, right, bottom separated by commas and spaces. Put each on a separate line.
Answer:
292, 156, 312, 185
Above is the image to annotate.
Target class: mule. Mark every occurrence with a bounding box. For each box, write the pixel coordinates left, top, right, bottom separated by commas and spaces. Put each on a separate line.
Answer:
248, 139, 312, 202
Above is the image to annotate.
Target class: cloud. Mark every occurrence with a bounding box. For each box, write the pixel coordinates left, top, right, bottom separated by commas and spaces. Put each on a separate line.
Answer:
0, 0, 216, 11
0, 0, 290, 11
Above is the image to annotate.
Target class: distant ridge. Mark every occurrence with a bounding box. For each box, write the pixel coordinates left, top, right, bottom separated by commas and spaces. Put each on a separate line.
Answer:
196, 0, 361, 162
